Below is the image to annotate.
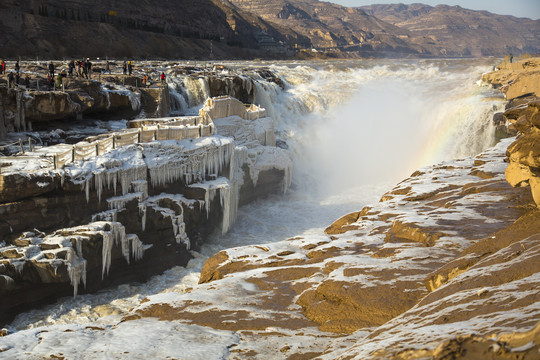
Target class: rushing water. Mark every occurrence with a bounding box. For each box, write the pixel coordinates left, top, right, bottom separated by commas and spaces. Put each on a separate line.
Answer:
9, 58, 505, 331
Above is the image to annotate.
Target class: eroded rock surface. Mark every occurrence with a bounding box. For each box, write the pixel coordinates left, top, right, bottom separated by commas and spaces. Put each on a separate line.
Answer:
114, 138, 538, 358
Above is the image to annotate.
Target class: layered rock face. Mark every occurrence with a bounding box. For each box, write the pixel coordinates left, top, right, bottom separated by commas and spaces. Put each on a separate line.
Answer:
0, 0, 300, 59
482, 57, 540, 207
0, 96, 292, 325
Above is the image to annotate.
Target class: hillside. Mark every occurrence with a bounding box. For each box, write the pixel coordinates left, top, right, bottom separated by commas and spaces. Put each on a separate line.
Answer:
0, 1, 538, 59
0, 0, 307, 59
361, 3, 540, 57
230, 0, 540, 57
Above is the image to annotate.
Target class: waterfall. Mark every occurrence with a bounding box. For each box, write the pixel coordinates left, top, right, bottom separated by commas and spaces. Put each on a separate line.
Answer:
249, 60, 504, 192
167, 75, 210, 114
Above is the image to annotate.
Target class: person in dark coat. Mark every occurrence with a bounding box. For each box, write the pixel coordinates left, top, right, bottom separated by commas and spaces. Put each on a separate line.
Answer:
7, 72, 14, 88
86, 58, 92, 79
68, 60, 75, 76
48, 61, 55, 78
105, 61, 111, 74
14, 61, 20, 75
123, 61, 127, 75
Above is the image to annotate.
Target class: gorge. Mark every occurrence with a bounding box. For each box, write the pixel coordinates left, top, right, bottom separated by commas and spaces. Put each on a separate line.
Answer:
0, 57, 539, 359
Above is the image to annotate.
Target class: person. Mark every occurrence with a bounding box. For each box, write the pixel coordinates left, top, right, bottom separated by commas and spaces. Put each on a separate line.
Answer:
86, 58, 92, 79
123, 60, 127, 75
82, 59, 88, 79
7, 72, 14, 88
15, 72, 20, 86
56, 73, 63, 89
25, 75, 30, 89
128, 61, 133, 75
142, 74, 148, 87
46, 74, 52, 90
105, 60, 111, 74
510, 53, 514, 63
160, 72, 165, 84
1, 60, 5, 74
14, 60, 19, 75
68, 60, 75, 76
48, 61, 55, 78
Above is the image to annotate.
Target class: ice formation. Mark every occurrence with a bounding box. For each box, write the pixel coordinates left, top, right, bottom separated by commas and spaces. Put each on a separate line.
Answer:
66, 246, 87, 297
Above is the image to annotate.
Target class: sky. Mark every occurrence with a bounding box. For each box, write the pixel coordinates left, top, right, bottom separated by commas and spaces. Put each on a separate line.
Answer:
329, 0, 540, 19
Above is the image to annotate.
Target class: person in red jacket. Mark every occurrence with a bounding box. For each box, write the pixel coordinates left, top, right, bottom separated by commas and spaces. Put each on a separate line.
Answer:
160, 72, 166, 84
1, 60, 5, 74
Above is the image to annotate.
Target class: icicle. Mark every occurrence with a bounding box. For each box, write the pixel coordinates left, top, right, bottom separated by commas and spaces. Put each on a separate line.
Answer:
139, 203, 147, 231
127, 234, 144, 261
95, 170, 104, 203
66, 247, 87, 297
83, 177, 91, 203
219, 183, 232, 234
101, 231, 114, 279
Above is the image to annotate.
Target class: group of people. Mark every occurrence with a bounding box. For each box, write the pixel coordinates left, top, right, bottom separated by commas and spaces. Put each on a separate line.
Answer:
2, 59, 29, 88
66, 59, 93, 79
2, 58, 167, 90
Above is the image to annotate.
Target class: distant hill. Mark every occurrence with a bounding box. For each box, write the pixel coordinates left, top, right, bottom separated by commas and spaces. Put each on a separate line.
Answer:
360, 3, 540, 57
230, 0, 540, 57
0, 0, 538, 59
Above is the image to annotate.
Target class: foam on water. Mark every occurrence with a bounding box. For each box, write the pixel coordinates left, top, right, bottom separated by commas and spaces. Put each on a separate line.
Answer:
8, 59, 505, 339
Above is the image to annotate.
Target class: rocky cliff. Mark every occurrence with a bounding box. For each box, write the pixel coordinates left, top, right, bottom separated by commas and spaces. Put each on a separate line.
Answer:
482, 57, 540, 207
0, 0, 305, 59
0, 96, 292, 325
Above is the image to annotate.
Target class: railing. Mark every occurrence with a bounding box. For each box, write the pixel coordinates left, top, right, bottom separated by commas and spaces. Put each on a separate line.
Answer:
49, 123, 215, 169
1, 96, 266, 171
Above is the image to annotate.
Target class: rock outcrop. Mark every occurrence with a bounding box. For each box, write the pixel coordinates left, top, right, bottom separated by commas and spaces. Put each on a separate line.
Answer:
483, 57, 540, 207
0, 96, 292, 325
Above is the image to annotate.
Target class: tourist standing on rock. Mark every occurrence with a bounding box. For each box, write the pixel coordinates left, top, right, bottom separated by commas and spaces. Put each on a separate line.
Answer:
142, 74, 148, 87
160, 72, 166, 84
123, 60, 127, 75
46, 74, 53, 90
68, 60, 75, 76
56, 73, 63, 89
25, 75, 30, 89
7, 72, 14, 88
128, 61, 133, 76
82, 59, 88, 79
48, 61, 55, 78
86, 58, 92, 79
14, 61, 19, 75
510, 53, 514, 63
105, 61, 111, 74
1, 60, 6, 74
